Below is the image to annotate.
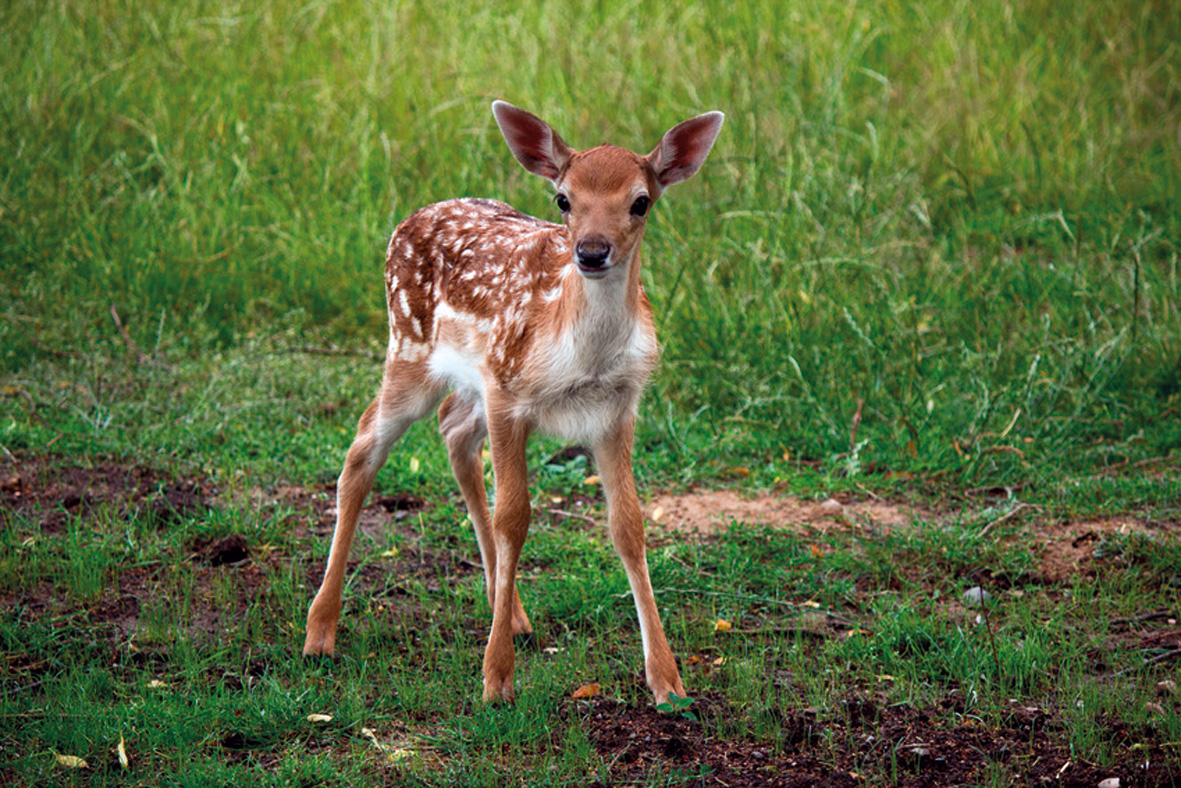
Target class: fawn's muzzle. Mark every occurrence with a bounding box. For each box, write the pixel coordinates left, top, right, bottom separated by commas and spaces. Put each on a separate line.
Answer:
575, 239, 612, 273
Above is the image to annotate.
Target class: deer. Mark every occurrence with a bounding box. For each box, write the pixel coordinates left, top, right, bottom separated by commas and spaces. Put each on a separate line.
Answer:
302, 100, 724, 705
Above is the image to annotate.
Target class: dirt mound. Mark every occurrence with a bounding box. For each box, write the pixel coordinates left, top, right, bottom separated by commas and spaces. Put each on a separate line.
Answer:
645, 488, 923, 535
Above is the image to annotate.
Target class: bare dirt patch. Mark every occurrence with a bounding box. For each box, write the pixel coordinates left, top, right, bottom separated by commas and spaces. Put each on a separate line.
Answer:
1032, 517, 1179, 583
644, 488, 925, 536
1, 456, 214, 532
577, 692, 1175, 788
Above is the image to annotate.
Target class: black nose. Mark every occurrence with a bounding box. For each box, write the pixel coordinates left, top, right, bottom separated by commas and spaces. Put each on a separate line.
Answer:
576, 239, 612, 269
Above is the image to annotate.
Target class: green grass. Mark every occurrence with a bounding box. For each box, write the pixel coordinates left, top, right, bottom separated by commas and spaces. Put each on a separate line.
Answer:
2, 0, 1180, 784
3, 0, 1179, 485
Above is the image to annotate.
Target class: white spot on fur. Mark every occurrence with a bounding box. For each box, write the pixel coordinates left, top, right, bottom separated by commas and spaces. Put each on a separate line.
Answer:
427, 345, 484, 401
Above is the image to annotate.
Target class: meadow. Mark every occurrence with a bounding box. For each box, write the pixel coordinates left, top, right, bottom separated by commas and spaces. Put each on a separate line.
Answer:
1, 0, 1179, 784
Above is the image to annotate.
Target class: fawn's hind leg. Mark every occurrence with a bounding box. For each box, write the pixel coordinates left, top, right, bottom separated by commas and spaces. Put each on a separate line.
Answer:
439, 393, 531, 635
304, 369, 441, 656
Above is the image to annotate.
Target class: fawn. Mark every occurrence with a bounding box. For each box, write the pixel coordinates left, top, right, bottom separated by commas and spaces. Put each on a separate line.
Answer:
303, 101, 724, 704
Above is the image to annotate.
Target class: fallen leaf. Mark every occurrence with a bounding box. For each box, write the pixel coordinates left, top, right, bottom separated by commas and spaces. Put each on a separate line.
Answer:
306, 713, 334, 723
724, 467, 751, 477
54, 754, 88, 769
148, 679, 166, 688
809, 544, 824, 558
378, 548, 399, 558
1146, 702, 1165, 715
116, 734, 129, 769
712, 656, 727, 666
572, 683, 601, 699
408, 457, 420, 473
714, 618, 732, 632
583, 475, 600, 486
650, 505, 664, 522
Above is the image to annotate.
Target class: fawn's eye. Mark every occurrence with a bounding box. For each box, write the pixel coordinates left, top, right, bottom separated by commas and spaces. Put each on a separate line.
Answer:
555, 193, 571, 213
630, 195, 650, 217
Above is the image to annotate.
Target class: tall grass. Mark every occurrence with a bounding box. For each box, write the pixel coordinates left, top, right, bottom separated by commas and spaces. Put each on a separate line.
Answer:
1, 0, 1178, 482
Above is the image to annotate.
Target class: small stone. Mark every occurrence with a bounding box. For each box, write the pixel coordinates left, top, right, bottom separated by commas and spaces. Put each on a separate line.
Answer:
1097, 779, 1120, 788
816, 499, 844, 515
1156, 679, 1177, 697
963, 587, 990, 607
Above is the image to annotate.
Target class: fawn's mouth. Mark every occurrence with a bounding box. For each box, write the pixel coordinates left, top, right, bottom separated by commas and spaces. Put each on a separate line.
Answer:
576, 262, 613, 279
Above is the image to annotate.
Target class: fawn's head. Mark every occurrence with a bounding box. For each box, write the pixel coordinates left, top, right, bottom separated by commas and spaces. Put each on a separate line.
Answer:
492, 101, 724, 280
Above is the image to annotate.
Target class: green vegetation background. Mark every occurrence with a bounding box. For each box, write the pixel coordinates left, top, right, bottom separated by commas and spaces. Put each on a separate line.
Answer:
2, 0, 1179, 487
3, 3, 1181, 785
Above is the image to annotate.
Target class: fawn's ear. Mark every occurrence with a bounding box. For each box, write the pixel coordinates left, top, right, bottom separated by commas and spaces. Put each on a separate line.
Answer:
646, 111, 725, 193
492, 101, 574, 184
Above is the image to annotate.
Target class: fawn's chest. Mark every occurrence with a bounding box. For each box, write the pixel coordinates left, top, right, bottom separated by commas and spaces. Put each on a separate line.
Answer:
390, 198, 658, 442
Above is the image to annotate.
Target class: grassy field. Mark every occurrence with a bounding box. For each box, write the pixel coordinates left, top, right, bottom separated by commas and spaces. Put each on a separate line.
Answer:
2, 0, 1180, 785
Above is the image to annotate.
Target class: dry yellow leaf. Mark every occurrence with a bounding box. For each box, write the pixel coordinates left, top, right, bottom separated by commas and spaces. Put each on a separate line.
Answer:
583, 475, 600, 486
650, 505, 664, 522
571, 683, 601, 698
306, 713, 334, 723
714, 618, 732, 632
54, 754, 88, 769
148, 679, 166, 688
116, 734, 129, 769
409, 456, 421, 473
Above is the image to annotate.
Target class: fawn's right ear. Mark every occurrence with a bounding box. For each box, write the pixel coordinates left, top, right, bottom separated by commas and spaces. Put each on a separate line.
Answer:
492, 101, 574, 184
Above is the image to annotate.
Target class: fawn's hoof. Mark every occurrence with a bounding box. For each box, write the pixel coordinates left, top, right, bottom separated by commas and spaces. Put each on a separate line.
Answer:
482, 674, 516, 703
302, 628, 337, 658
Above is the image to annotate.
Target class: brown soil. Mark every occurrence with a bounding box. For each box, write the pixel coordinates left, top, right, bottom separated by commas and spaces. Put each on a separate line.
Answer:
645, 488, 923, 536
576, 692, 1176, 787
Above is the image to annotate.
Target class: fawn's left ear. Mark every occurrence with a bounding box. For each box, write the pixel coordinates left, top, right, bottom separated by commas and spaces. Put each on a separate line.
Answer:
492, 100, 574, 184
646, 111, 725, 194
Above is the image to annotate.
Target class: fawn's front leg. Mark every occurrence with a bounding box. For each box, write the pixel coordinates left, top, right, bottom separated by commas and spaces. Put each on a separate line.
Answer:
438, 393, 532, 637
481, 398, 533, 702
595, 417, 686, 706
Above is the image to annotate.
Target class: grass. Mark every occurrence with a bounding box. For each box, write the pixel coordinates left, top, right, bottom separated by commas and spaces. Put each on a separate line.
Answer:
5, 478, 1179, 784
2, 0, 1180, 784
